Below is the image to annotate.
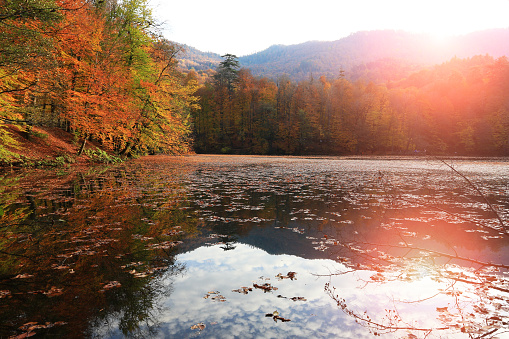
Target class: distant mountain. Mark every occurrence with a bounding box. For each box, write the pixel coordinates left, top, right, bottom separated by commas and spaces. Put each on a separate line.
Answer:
177, 44, 222, 72
177, 28, 509, 82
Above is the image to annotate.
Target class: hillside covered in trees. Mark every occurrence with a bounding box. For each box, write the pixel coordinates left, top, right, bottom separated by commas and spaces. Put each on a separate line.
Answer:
0, 0, 198, 164
180, 29, 509, 83
1, 0, 509, 162
192, 54, 509, 156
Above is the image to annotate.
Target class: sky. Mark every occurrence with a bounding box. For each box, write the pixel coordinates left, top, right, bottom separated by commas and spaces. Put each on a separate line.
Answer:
150, 0, 509, 56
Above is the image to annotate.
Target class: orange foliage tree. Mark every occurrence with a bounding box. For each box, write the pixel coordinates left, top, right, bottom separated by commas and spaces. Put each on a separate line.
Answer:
0, 0, 198, 161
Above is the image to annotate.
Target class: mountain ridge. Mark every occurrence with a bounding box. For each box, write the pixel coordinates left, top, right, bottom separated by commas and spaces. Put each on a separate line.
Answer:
177, 28, 509, 82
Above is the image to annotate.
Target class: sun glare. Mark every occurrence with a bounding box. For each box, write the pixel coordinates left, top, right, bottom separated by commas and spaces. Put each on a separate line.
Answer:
410, 0, 509, 40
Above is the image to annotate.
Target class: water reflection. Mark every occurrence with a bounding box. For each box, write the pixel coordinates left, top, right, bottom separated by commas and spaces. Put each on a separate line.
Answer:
154, 243, 355, 338
0, 164, 193, 338
1, 156, 508, 338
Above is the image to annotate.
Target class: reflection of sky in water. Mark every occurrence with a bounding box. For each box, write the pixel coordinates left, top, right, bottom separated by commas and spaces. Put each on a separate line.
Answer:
161, 243, 353, 338
111, 243, 476, 339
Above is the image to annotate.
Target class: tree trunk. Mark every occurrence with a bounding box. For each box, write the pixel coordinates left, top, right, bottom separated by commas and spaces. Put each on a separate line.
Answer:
78, 137, 87, 156
119, 141, 133, 157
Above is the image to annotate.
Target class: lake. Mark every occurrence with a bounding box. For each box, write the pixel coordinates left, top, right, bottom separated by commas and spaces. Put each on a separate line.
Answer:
1, 155, 508, 338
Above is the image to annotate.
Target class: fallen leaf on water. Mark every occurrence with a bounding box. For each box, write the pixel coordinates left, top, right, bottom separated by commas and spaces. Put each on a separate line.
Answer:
43, 286, 63, 297
15, 321, 67, 337
102, 281, 121, 290
211, 295, 226, 302
204, 291, 226, 301
13, 274, 34, 279
19, 322, 38, 328
265, 310, 291, 322
274, 316, 291, 322
232, 286, 253, 294
276, 272, 298, 280
253, 283, 278, 292
190, 323, 206, 330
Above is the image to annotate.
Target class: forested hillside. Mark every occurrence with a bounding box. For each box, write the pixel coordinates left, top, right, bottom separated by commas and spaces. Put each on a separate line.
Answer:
241, 29, 509, 82
179, 29, 509, 83
193, 54, 509, 156
0, 0, 198, 163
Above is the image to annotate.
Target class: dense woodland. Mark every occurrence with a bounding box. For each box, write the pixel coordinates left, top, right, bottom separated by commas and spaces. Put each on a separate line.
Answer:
193, 54, 509, 155
0, 0, 198, 161
1, 1, 509, 159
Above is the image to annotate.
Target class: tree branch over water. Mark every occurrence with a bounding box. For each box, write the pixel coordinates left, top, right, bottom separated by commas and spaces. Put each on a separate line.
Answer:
323, 158, 509, 338
436, 158, 507, 235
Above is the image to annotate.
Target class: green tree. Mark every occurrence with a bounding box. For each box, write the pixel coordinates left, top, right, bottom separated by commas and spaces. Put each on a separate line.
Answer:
212, 54, 240, 151
214, 54, 240, 93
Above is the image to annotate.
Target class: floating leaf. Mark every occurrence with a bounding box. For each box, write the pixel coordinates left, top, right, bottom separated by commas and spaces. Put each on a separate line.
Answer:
253, 283, 278, 292
0, 290, 11, 298
13, 274, 34, 279
190, 323, 206, 330
102, 281, 121, 290
232, 286, 253, 294
204, 291, 226, 302
43, 286, 63, 297
265, 310, 291, 322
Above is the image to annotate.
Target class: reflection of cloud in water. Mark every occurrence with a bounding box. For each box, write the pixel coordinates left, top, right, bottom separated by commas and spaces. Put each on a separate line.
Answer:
156, 244, 481, 338
160, 243, 360, 338
87, 237, 496, 338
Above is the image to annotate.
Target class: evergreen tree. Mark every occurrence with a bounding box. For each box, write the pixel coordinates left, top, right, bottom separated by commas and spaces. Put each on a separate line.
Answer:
214, 54, 240, 94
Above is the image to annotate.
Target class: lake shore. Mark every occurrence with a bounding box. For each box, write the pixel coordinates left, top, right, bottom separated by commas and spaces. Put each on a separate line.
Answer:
0, 124, 124, 169
3, 124, 509, 171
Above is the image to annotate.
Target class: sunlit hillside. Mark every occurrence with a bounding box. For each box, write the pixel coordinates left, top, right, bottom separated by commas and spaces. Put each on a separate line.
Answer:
178, 29, 509, 82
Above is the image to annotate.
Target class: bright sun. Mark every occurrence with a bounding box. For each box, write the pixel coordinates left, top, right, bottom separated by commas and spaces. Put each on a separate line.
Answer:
409, 0, 509, 39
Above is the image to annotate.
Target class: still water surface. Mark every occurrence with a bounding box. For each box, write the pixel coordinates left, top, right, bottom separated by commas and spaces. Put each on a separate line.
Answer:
1, 155, 508, 338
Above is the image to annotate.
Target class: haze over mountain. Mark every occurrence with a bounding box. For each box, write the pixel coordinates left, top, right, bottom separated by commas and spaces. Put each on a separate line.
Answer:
178, 28, 509, 82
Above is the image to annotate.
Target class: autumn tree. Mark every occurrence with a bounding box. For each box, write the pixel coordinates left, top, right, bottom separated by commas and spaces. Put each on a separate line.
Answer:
0, 0, 200, 161
0, 0, 64, 159
124, 40, 199, 155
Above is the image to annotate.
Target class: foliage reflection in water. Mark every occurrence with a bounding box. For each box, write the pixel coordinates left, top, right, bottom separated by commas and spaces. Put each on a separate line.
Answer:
0, 156, 508, 338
